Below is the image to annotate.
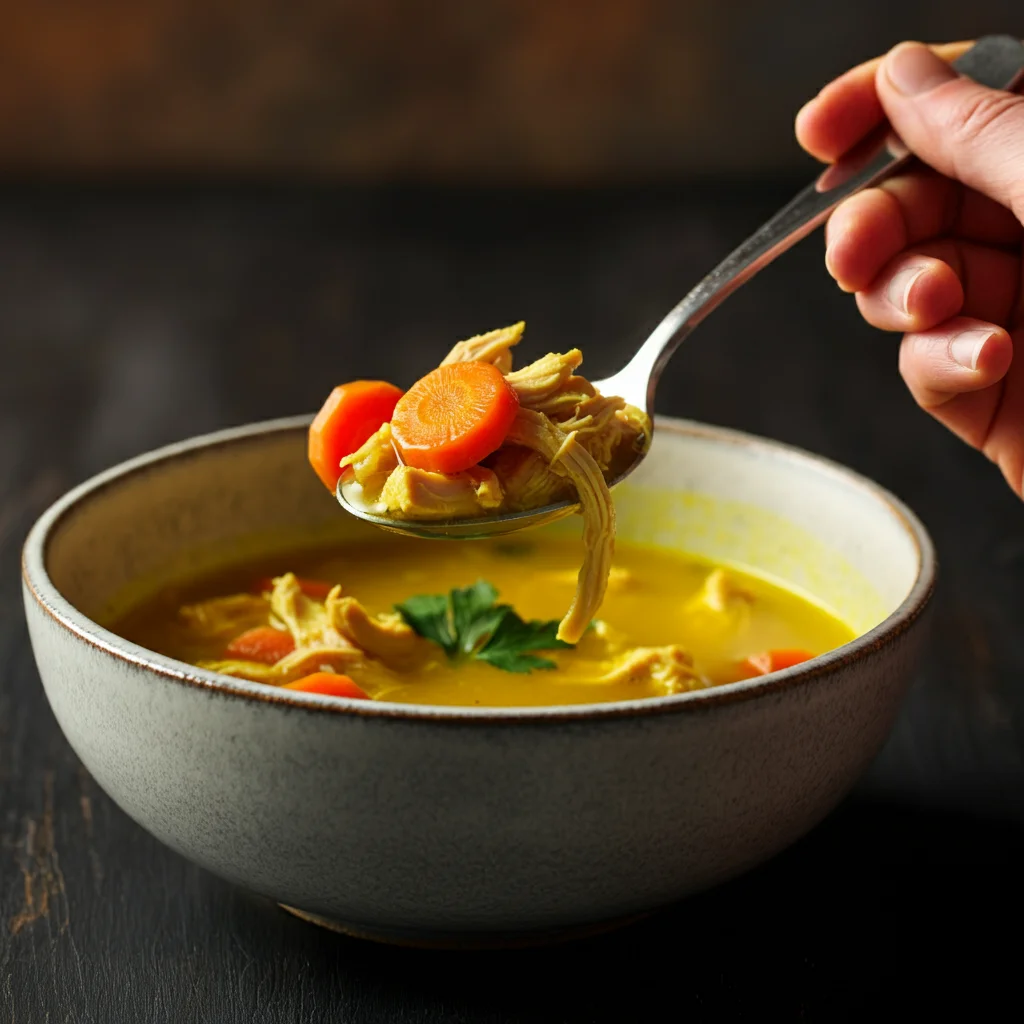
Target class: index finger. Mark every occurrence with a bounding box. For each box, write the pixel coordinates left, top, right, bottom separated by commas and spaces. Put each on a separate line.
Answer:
795, 41, 971, 163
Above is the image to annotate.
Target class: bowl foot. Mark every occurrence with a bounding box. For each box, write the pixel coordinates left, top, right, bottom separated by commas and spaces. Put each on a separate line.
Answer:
278, 903, 654, 949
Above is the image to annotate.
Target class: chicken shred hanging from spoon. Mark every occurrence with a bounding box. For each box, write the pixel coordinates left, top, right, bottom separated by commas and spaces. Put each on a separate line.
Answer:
309, 323, 651, 643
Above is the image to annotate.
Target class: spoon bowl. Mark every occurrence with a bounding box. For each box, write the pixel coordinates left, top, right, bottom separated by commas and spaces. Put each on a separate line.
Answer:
337, 35, 1024, 540
337, 480, 582, 540
336, 369, 652, 538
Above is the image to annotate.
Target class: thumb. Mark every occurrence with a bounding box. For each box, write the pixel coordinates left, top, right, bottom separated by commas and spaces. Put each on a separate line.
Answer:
877, 41, 1024, 220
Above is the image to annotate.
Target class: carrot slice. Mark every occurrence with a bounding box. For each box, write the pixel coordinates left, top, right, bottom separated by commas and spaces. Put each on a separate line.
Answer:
740, 648, 815, 677
283, 673, 369, 699
253, 576, 336, 600
308, 381, 404, 491
390, 361, 519, 474
224, 626, 296, 665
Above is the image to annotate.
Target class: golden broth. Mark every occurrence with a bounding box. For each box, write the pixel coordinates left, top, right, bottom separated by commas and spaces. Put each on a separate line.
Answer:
113, 536, 855, 707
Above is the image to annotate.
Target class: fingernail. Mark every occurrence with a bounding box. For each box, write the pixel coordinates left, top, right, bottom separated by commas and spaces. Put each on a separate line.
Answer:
887, 265, 927, 314
950, 329, 993, 370
885, 42, 957, 96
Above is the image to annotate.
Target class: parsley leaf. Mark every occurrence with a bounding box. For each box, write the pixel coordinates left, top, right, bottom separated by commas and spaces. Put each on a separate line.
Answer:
395, 579, 572, 673
450, 580, 500, 655
394, 593, 456, 655
476, 613, 571, 673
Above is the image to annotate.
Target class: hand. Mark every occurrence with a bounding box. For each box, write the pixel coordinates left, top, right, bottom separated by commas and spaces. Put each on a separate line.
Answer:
796, 41, 1024, 498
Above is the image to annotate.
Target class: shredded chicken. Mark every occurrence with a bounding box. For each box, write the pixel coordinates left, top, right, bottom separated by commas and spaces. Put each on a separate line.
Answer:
181, 566, 711, 699
192, 572, 433, 690
177, 594, 270, 641
505, 349, 583, 405
504, 409, 614, 643
198, 648, 398, 690
332, 322, 651, 646
380, 465, 503, 519
540, 566, 635, 593
686, 569, 754, 615
340, 423, 399, 492
592, 646, 706, 695
440, 321, 524, 373
679, 568, 756, 651
486, 446, 572, 512
326, 590, 432, 672
269, 572, 349, 648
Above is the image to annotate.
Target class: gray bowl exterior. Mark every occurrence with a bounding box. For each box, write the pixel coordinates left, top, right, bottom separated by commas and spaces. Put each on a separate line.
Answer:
22, 417, 934, 943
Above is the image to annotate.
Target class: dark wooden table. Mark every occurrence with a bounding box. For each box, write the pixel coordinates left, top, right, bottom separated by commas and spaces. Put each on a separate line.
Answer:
2, 180, 1023, 1021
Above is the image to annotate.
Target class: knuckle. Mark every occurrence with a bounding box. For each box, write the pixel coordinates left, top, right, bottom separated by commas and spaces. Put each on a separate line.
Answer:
936, 87, 1024, 218
898, 336, 946, 412
945, 88, 1024, 145
897, 341, 925, 396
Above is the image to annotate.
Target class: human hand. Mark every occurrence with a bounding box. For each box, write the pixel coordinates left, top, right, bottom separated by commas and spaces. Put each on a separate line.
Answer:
796, 41, 1024, 497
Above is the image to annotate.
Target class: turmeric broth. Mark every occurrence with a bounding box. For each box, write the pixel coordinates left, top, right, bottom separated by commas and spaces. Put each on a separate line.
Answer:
112, 537, 855, 708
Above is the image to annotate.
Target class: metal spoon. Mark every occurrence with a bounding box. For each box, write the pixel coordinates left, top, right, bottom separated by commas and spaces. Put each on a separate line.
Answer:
339, 34, 1024, 540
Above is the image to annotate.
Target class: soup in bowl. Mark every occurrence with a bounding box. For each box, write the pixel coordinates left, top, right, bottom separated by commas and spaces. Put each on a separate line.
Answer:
22, 416, 934, 946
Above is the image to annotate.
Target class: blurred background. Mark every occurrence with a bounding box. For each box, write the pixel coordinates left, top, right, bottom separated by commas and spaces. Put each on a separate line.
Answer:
0, 0, 1018, 180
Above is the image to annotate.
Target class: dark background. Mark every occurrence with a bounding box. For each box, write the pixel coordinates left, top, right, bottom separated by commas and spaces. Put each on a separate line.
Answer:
2, 4, 1024, 1020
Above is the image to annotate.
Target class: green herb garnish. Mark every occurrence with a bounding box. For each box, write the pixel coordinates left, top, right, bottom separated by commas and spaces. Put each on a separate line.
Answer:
396, 580, 572, 673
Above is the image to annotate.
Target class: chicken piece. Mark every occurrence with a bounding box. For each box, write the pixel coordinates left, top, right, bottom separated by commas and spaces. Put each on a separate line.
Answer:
685, 569, 754, 615
273, 643, 391, 684
339, 423, 399, 493
380, 465, 503, 520
557, 394, 629, 471
195, 658, 281, 683
326, 592, 433, 672
198, 646, 400, 694
487, 445, 571, 512
505, 350, 583, 407
441, 322, 524, 374
594, 645, 706, 695
506, 408, 615, 643
554, 394, 650, 472
524, 375, 598, 419
575, 617, 628, 653
198, 644, 362, 684
202, 575, 423, 692
682, 569, 755, 650
516, 369, 648, 473
269, 572, 351, 649
177, 594, 271, 642
616, 403, 651, 444
540, 565, 635, 594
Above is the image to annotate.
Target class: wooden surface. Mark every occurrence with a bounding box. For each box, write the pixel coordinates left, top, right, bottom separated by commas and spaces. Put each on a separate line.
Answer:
0, 0, 1019, 178
2, 180, 1023, 1020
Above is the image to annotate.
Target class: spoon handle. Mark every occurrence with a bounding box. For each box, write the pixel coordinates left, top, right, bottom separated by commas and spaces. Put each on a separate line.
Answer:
618, 35, 1024, 410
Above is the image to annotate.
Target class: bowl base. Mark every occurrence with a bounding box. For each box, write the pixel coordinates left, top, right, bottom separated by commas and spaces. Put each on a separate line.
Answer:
278, 903, 654, 949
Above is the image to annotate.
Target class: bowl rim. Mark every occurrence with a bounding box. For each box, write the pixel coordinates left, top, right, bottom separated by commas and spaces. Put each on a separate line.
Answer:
22, 414, 937, 724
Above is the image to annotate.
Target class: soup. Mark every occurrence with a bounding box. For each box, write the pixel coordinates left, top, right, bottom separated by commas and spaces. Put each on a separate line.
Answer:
113, 536, 854, 707
312, 321, 651, 646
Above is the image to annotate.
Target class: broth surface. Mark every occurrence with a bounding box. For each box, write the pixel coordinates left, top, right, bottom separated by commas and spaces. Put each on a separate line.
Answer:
114, 537, 855, 707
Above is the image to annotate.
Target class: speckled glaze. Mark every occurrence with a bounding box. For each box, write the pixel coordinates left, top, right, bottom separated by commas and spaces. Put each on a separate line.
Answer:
22, 417, 935, 947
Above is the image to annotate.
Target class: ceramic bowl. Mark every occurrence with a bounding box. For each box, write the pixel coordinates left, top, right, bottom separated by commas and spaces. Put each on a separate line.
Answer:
22, 416, 935, 947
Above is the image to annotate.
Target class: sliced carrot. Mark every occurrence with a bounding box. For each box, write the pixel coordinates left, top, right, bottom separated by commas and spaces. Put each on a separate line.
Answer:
740, 648, 815, 678
308, 381, 404, 491
224, 626, 296, 665
283, 673, 369, 699
253, 576, 336, 600
390, 361, 519, 474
